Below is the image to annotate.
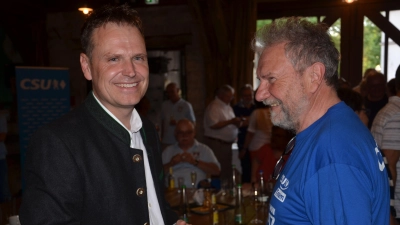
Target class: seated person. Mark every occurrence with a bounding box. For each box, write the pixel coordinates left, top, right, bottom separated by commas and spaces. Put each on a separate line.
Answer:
162, 119, 220, 188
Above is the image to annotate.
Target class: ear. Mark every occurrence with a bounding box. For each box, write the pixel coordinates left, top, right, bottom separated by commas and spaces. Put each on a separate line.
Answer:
80, 53, 92, 81
305, 62, 325, 93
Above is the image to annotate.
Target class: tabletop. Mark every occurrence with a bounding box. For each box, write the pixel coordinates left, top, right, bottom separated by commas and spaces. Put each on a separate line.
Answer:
165, 188, 270, 225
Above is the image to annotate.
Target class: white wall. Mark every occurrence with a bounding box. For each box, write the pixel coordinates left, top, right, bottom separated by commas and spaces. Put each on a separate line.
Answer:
381, 10, 400, 81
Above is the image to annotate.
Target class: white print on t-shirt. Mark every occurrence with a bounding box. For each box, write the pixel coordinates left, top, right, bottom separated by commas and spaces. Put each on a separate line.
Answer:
279, 174, 290, 190
268, 204, 276, 225
274, 188, 286, 202
374, 143, 385, 172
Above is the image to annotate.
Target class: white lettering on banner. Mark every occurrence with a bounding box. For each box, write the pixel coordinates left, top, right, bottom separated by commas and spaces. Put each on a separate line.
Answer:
274, 188, 286, 202
20, 79, 67, 90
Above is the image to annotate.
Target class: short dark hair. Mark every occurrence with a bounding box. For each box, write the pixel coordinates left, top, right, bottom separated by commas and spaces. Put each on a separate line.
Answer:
80, 4, 143, 58
252, 17, 339, 87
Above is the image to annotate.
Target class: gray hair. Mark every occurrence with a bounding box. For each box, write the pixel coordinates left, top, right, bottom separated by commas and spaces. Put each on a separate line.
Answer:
252, 17, 340, 87
217, 85, 234, 96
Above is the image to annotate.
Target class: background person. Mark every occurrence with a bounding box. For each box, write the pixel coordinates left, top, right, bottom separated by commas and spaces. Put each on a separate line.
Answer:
20, 4, 186, 225
371, 65, 400, 225
203, 85, 241, 184
241, 100, 273, 164
233, 84, 256, 183
162, 119, 220, 188
160, 82, 196, 150
364, 72, 388, 129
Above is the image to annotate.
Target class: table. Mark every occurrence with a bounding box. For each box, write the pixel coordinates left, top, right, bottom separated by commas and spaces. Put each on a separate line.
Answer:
165, 188, 269, 225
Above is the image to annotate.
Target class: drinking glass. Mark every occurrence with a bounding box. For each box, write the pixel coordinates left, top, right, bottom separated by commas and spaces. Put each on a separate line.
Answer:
177, 177, 184, 193
249, 187, 263, 224
220, 179, 228, 196
190, 171, 197, 189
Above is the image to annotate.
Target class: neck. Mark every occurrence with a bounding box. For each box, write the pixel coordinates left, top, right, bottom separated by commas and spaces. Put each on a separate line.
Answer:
170, 97, 180, 104
179, 141, 194, 151
111, 108, 134, 130
242, 101, 252, 108
297, 86, 340, 133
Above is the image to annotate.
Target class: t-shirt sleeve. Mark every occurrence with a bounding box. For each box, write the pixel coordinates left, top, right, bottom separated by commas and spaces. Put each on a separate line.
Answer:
304, 164, 373, 225
186, 103, 196, 122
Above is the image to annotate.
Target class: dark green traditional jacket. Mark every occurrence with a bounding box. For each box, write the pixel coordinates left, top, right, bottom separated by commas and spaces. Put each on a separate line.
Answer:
20, 93, 177, 225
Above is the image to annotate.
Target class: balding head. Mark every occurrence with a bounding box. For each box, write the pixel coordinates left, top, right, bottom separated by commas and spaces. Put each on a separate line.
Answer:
165, 82, 180, 102
175, 119, 195, 148
217, 85, 234, 104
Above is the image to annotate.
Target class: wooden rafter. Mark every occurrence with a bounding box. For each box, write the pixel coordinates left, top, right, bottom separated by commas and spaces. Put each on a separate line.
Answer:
365, 10, 400, 46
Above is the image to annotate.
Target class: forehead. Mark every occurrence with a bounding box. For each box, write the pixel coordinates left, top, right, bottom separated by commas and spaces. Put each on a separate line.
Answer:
257, 43, 292, 75
91, 23, 144, 47
176, 122, 194, 131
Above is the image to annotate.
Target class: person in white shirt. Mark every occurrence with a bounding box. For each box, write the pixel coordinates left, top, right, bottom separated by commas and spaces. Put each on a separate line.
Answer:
203, 84, 242, 183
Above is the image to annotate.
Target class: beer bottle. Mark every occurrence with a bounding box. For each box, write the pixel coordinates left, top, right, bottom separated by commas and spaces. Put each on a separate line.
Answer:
168, 167, 175, 190
258, 170, 268, 204
234, 184, 245, 225
211, 193, 218, 225
179, 185, 190, 223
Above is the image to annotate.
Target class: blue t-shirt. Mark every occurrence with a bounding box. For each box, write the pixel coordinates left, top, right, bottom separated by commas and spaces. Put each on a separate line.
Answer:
268, 102, 389, 225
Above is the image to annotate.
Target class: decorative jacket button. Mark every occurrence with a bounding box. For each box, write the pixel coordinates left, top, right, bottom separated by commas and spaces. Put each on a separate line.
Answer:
132, 154, 142, 163
136, 188, 145, 196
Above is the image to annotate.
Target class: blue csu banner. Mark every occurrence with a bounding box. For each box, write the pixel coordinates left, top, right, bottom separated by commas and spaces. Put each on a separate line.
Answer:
16, 67, 70, 188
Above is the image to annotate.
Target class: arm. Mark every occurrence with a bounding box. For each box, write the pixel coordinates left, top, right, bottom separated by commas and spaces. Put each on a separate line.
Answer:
304, 164, 388, 225
209, 117, 241, 129
382, 149, 400, 187
240, 131, 255, 158
181, 152, 220, 176
19, 129, 83, 225
163, 153, 182, 173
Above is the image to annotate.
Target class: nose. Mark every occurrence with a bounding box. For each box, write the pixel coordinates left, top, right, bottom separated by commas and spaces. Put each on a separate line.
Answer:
255, 81, 270, 102
123, 60, 136, 77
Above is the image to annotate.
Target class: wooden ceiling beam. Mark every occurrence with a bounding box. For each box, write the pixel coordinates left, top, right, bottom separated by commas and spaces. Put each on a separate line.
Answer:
257, 0, 400, 19
365, 10, 400, 47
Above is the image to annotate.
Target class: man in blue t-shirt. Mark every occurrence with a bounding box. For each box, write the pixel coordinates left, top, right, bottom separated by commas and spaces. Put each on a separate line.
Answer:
253, 17, 389, 225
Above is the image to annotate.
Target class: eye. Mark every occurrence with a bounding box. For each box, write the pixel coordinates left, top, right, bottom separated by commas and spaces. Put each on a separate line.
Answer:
134, 55, 146, 61
268, 77, 276, 83
109, 57, 118, 62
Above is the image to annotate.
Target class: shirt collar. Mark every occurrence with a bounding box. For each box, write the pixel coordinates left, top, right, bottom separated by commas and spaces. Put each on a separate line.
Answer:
92, 92, 142, 134
175, 139, 199, 151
